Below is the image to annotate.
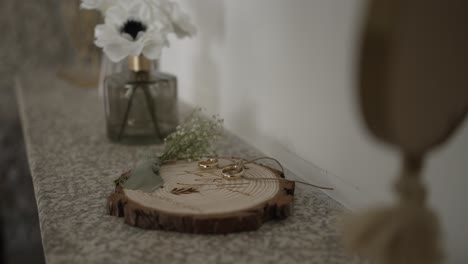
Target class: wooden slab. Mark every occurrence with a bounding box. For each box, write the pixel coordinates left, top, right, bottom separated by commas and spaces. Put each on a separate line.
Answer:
107, 161, 295, 234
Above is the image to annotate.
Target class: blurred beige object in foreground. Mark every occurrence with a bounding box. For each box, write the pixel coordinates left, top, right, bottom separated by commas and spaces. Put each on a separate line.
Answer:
57, 1, 101, 88
342, 0, 468, 263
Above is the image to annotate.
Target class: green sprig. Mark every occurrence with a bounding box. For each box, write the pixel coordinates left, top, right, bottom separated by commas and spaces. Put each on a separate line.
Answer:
160, 108, 224, 161
114, 108, 223, 188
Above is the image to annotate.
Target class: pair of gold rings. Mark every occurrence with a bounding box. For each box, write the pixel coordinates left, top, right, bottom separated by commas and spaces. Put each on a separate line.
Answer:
197, 158, 245, 180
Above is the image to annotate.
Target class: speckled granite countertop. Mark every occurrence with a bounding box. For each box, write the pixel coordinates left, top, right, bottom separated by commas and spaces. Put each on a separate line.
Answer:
15, 70, 363, 264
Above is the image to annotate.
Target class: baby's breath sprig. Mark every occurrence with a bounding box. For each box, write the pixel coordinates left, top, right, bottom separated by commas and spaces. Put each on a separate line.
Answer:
114, 108, 223, 188
159, 108, 224, 162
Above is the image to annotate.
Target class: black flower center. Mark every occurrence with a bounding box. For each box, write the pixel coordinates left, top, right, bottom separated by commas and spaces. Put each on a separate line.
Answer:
120, 20, 147, 40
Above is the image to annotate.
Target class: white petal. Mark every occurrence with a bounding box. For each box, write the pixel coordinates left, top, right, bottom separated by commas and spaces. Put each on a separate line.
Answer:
132, 2, 153, 23
105, 5, 127, 26
142, 42, 163, 59
143, 30, 166, 44
100, 0, 114, 12
80, 0, 113, 13
117, 0, 139, 10
127, 41, 145, 56
121, 33, 135, 42
168, 2, 196, 38
94, 24, 121, 47
95, 24, 136, 62
80, 0, 99, 10
174, 19, 196, 38
103, 43, 130, 62
141, 30, 167, 59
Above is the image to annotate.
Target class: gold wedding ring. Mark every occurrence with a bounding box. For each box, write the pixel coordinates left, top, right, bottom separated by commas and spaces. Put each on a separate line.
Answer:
221, 165, 245, 180
198, 158, 219, 169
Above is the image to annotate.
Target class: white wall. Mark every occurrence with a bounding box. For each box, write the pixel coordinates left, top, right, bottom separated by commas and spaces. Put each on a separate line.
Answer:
162, 1, 468, 262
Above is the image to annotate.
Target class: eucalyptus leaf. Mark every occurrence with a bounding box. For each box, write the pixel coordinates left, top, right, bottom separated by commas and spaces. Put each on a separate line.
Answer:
123, 158, 163, 192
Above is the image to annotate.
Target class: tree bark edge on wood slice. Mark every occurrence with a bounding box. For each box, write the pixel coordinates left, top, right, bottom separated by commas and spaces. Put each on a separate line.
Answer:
107, 162, 295, 234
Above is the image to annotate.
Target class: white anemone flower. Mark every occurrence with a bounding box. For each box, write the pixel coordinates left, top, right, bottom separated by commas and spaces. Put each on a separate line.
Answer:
80, 0, 114, 13
150, 0, 196, 38
94, 0, 168, 62
166, 1, 197, 38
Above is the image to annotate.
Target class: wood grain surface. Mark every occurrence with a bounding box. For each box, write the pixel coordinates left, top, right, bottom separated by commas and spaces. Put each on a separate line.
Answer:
108, 161, 295, 234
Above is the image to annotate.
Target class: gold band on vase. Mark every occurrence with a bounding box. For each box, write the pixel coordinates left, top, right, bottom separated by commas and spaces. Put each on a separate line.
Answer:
128, 55, 151, 72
